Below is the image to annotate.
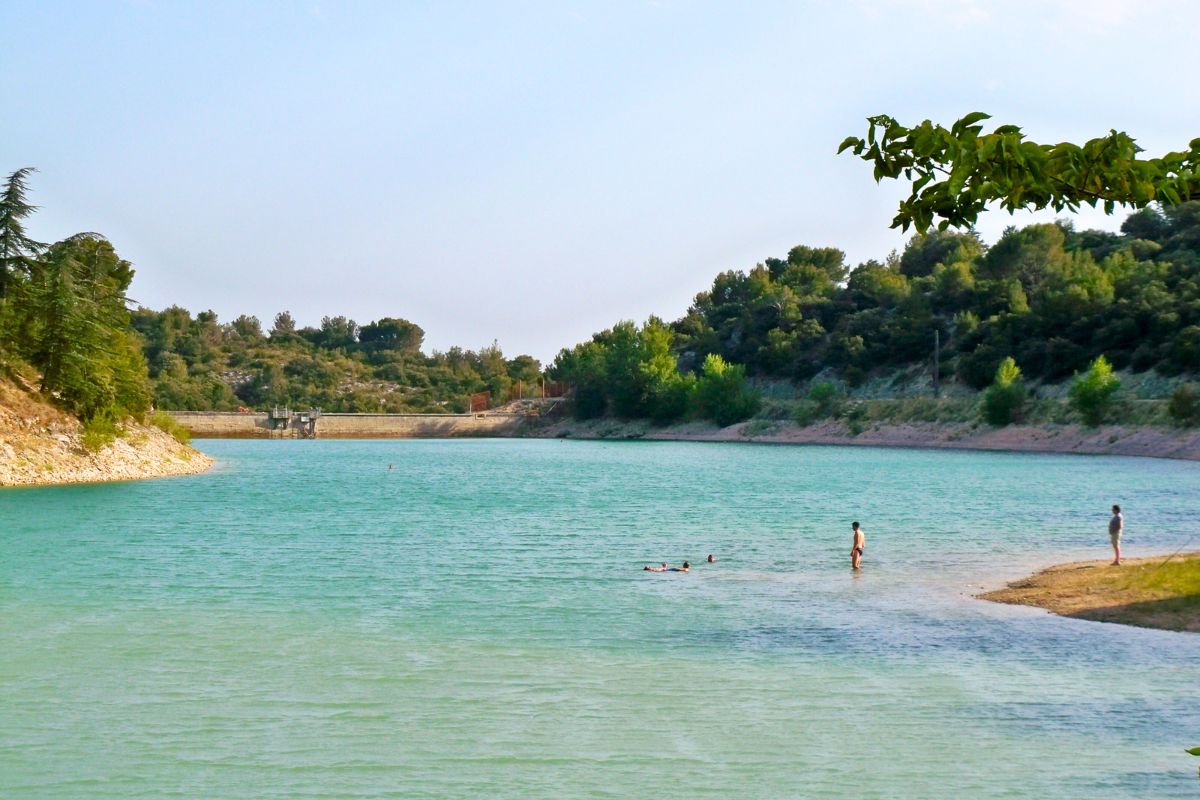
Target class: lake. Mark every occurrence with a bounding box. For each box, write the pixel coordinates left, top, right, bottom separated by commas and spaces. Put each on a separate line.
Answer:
2, 439, 1198, 798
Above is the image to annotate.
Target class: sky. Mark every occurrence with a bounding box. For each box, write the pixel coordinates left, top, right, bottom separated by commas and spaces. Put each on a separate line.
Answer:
3, 0, 1199, 362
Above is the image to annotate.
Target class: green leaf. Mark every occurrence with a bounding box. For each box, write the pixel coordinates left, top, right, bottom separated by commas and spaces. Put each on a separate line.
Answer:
1186, 747, 1200, 756
958, 111, 991, 129
837, 136, 861, 154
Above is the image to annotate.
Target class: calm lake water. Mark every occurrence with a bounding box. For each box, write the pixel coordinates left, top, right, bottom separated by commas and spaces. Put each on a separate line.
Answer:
2, 439, 1199, 798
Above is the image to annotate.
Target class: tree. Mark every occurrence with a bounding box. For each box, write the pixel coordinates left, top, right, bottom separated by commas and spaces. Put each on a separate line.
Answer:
839, 113, 1200, 232
898, 230, 982, 278
694, 353, 760, 427
1069, 355, 1120, 426
0, 167, 45, 298
981, 356, 1026, 426
270, 311, 297, 339
359, 317, 424, 353
28, 235, 150, 420
637, 317, 692, 423
230, 314, 263, 340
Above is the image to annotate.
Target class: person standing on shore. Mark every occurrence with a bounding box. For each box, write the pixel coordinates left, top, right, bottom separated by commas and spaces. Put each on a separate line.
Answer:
851, 521, 866, 570
1109, 505, 1124, 565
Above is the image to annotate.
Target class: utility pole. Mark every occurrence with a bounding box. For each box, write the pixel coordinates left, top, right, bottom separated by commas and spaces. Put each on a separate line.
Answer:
933, 328, 941, 398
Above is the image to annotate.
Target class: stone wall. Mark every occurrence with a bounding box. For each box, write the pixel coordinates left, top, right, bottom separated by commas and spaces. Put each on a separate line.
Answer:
168, 411, 527, 439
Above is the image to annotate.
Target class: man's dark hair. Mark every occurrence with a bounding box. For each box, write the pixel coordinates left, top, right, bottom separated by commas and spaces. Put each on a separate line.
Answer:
1112, 504, 1121, 513
852, 521, 860, 529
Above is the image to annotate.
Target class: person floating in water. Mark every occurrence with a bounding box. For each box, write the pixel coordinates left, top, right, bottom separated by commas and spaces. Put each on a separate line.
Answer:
644, 561, 689, 572
851, 521, 866, 570
706, 554, 717, 563
1109, 504, 1124, 565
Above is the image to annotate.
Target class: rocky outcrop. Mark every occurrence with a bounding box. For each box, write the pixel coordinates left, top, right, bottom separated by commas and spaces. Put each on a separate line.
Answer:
0, 380, 213, 487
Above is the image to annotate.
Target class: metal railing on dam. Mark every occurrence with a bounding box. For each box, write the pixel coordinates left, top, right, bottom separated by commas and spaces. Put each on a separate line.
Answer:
167, 410, 531, 439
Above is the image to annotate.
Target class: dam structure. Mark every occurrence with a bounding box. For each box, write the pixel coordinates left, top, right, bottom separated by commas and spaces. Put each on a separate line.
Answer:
168, 400, 562, 439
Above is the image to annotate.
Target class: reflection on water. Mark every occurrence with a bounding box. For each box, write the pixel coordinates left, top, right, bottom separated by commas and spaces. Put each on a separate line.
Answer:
1, 439, 1198, 798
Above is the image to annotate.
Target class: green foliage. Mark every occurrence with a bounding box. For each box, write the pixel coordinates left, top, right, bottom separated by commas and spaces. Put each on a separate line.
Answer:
840, 112, 1200, 233
808, 381, 841, 416
0, 170, 152, 424
1069, 355, 1121, 426
694, 354, 761, 427
1167, 384, 1200, 427
671, 208, 1200, 392
130, 304, 542, 413
0, 167, 45, 299
981, 356, 1026, 426
80, 413, 121, 452
841, 401, 867, 435
148, 410, 192, 445
1187, 746, 1200, 780
551, 318, 698, 423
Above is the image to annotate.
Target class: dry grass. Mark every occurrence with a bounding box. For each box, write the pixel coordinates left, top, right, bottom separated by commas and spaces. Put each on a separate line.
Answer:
980, 553, 1200, 632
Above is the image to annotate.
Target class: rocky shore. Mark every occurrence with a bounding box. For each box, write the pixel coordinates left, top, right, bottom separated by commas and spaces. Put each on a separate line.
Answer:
0, 380, 213, 488
529, 418, 1200, 461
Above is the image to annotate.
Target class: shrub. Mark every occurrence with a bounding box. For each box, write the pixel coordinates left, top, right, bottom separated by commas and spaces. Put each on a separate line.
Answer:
794, 399, 820, 427
1168, 384, 1200, 427
1068, 355, 1120, 427
149, 410, 192, 445
842, 401, 867, 435
808, 381, 842, 417
80, 414, 121, 452
694, 354, 761, 427
981, 356, 1026, 426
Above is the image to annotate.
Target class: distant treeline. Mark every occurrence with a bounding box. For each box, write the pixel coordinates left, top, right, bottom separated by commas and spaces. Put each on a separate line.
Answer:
131, 308, 543, 413
550, 203, 1200, 422
0, 167, 543, 417
5, 162, 1200, 427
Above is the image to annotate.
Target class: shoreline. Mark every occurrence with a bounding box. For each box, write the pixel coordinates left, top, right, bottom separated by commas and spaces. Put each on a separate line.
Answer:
0, 380, 214, 488
523, 418, 1200, 462
978, 553, 1200, 633
0, 422, 214, 488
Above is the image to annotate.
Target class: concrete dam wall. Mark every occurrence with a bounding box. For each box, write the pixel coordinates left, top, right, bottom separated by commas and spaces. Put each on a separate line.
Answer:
168, 411, 529, 439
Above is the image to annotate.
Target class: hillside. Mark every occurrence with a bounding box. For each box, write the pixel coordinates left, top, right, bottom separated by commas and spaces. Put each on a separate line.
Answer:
0, 379, 211, 487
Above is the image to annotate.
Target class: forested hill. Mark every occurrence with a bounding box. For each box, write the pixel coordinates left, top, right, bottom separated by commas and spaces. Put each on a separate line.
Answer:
130, 309, 543, 413
549, 202, 1200, 422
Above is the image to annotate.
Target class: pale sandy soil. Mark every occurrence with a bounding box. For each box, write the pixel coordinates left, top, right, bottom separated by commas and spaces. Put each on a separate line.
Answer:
531, 418, 1200, 461
979, 554, 1200, 633
0, 380, 213, 487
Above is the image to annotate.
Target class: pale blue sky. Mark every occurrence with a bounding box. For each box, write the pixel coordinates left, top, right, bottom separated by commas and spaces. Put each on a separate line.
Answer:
4, 0, 1199, 361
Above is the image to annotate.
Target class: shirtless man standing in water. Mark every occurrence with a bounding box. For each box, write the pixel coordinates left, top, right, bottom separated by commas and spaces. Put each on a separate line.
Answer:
851, 521, 866, 570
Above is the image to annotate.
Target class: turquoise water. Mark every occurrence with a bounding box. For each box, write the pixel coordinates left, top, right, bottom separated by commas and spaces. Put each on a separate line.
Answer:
2, 439, 1198, 798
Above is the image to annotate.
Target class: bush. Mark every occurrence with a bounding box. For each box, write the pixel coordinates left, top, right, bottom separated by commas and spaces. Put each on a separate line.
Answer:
1168, 384, 1200, 427
148, 410, 192, 445
1068, 355, 1121, 427
794, 399, 820, 426
80, 414, 121, 452
842, 401, 867, 435
808, 381, 842, 416
981, 356, 1026, 426
694, 354, 761, 427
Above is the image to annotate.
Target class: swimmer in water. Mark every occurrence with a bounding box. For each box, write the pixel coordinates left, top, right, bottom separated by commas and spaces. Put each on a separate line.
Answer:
667, 561, 690, 573
644, 563, 669, 572
706, 554, 716, 563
